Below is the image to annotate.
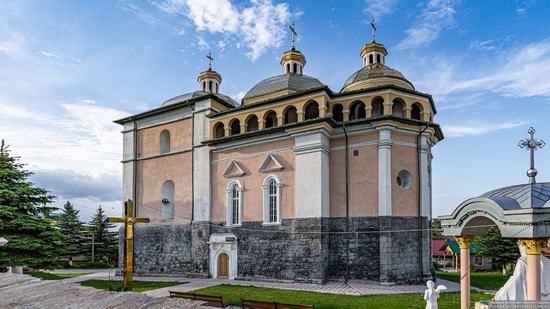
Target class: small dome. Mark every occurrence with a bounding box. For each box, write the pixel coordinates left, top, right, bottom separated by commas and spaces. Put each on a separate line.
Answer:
341, 64, 414, 92
162, 91, 238, 107
242, 74, 325, 103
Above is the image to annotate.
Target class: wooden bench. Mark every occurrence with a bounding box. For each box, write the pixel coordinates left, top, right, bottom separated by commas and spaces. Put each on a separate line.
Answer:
241, 299, 315, 309
169, 291, 231, 308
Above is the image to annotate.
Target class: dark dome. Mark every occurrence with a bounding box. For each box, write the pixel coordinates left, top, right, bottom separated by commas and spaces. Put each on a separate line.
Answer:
243, 74, 325, 102
161, 91, 238, 107
341, 64, 414, 92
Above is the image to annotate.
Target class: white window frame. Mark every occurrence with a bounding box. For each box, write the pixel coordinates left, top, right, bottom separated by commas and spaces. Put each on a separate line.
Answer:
474, 255, 484, 267
262, 175, 282, 225
225, 180, 243, 227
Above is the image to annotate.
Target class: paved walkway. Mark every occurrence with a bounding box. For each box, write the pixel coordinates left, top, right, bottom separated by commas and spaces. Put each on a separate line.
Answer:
52, 269, 466, 297
0, 273, 214, 308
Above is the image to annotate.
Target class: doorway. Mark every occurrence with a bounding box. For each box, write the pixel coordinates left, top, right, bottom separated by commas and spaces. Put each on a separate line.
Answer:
217, 253, 229, 279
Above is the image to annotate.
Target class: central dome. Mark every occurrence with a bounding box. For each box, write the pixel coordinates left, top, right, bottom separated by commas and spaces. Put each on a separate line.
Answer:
242, 74, 325, 104
341, 64, 414, 92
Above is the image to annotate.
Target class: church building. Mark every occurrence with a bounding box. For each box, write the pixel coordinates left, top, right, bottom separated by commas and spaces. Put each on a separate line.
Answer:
114, 25, 444, 284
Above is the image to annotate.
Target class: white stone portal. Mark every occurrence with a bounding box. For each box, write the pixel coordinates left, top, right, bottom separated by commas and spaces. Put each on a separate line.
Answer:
209, 233, 238, 279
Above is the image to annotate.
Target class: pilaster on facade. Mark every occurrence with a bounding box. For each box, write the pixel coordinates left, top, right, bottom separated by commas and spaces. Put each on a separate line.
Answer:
193, 104, 212, 222
293, 131, 330, 218
377, 127, 393, 216
419, 133, 431, 218
122, 122, 137, 216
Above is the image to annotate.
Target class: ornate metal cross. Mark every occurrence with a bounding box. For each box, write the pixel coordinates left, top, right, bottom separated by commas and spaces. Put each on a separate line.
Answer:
518, 127, 545, 184
289, 21, 297, 49
107, 200, 150, 291
371, 17, 376, 42
207, 52, 213, 70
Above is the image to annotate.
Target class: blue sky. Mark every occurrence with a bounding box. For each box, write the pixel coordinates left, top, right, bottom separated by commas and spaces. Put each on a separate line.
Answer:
1, 0, 549, 221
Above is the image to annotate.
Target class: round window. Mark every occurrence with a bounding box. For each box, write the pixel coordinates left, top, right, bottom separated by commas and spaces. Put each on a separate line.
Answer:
396, 170, 412, 189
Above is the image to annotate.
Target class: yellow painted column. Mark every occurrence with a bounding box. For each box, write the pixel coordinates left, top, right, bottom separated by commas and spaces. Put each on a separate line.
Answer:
297, 111, 305, 122
319, 105, 327, 118
519, 238, 547, 300
277, 115, 284, 126
421, 112, 431, 122
258, 119, 265, 130
224, 126, 230, 137
456, 236, 475, 309
404, 107, 412, 119
240, 122, 247, 133
365, 106, 372, 118
342, 109, 350, 121
383, 102, 393, 115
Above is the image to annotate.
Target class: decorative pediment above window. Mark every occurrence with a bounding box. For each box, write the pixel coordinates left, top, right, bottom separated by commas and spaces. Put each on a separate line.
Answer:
259, 154, 284, 173
223, 161, 246, 178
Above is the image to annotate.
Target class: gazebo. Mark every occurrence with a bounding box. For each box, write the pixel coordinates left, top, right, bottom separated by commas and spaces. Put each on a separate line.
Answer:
439, 128, 550, 308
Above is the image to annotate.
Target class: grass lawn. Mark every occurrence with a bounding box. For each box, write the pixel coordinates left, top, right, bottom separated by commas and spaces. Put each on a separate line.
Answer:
25, 272, 87, 280
195, 284, 493, 309
79, 279, 185, 292
436, 271, 510, 290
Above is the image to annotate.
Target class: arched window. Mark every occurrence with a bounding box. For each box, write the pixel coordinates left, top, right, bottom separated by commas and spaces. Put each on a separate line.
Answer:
230, 119, 241, 135
376, 54, 381, 64
262, 176, 282, 224
226, 181, 242, 226
392, 99, 404, 117
369, 54, 374, 64
349, 102, 366, 120
304, 101, 319, 120
214, 83, 218, 93
161, 180, 175, 220
246, 115, 259, 132
332, 104, 343, 122
293, 63, 297, 74
202, 82, 206, 92
299, 65, 302, 74
286, 63, 290, 74
411, 103, 422, 120
284, 107, 298, 124
160, 130, 170, 154
264, 111, 277, 128
214, 122, 225, 138
371, 98, 383, 117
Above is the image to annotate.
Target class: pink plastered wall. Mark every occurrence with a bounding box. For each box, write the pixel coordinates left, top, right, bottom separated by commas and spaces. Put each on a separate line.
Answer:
330, 134, 379, 217
137, 118, 193, 158
211, 139, 295, 223
391, 142, 419, 216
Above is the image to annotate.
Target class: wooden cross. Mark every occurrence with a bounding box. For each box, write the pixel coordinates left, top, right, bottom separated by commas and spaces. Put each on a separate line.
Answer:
82, 233, 104, 263
289, 21, 297, 49
370, 17, 376, 42
107, 200, 150, 291
518, 127, 545, 184
207, 52, 213, 70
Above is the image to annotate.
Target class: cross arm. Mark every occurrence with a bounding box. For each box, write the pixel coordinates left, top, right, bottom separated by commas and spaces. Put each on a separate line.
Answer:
134, 218, 150, 223
107, 217, 127, 223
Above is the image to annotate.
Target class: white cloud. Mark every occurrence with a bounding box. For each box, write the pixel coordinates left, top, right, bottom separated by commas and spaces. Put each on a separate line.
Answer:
197, 36, 210, 50
121, 3, 159, 25
444, 121, 526, 137
0, 41, 22, 55
231, 91, 246, 102
152, 0, 291, 61
40, 51, 61, 59
364, 0, 400, 21
396, 0, 459, 50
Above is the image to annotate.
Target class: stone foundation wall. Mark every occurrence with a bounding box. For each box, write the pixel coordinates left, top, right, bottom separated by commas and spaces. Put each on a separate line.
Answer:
126, 216, 431, 283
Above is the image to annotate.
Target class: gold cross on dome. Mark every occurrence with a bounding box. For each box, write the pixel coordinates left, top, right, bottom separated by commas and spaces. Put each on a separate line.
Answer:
371, 17, 376, 42
207, 52, 214, 70
289, 21, 297, 49
107, 200, 150, 291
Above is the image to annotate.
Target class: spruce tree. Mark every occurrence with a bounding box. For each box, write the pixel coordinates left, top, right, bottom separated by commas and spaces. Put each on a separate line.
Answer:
57, 201, 84, 258
475, 225, 520, 274
86, 206, 117, 260
0, 140, 65, 268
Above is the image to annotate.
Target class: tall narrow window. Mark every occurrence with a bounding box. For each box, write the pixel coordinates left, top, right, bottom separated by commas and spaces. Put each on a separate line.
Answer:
293, 63, 297, 74
160, 130, 170, 154
232, 185, 239, 225
376, 54, 381, 64
286, 63, 290, 74
411, 103, 422, 120
262, 176, 282, 225
226, 181, 242, 226
208, 81, 213, 92
369, 54, 374, 64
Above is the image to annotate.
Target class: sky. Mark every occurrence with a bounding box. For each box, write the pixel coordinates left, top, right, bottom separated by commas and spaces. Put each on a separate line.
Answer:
1, 0, 550, 221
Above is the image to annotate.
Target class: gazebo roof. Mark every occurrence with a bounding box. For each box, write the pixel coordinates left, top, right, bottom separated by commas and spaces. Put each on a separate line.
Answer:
480, 183, 550, 209
440, 182, 550, 239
